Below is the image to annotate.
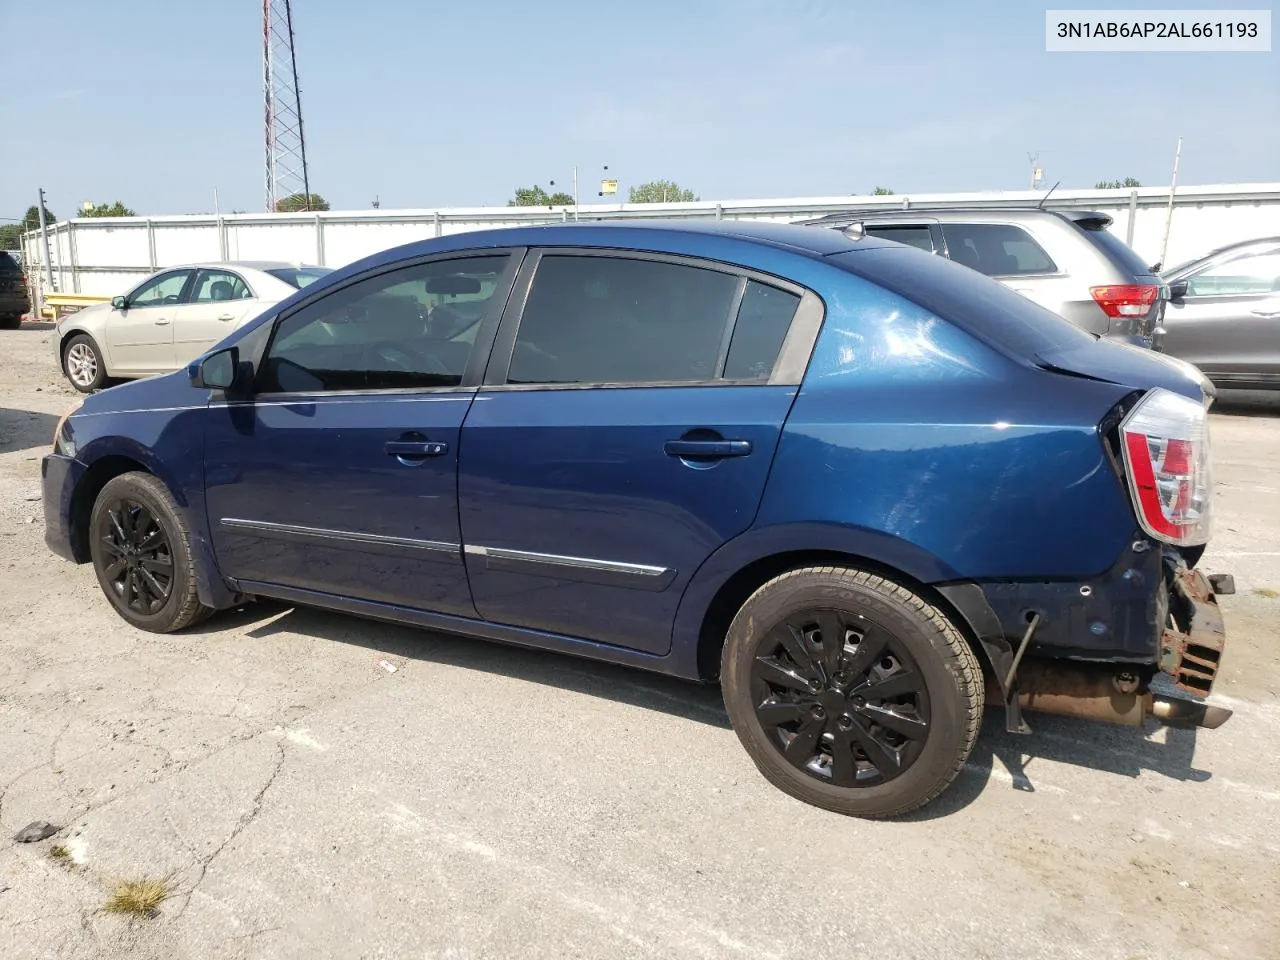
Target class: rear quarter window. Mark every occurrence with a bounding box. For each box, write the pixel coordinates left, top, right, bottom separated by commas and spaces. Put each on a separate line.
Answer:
831, 245, 1095, 358
942, 223, 1057, 276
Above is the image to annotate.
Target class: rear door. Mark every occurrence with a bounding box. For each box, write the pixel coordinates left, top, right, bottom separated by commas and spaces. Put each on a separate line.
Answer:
107, 269, 194, 373
457, 250, 820, 655
175, 268, 259, 363
1163, 246, 1280, 385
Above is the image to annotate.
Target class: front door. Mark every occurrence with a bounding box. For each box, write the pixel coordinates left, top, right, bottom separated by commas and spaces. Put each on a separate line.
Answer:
175, 268, 259, 363
107, 269, 192, 373
203, 252, 518, 615
458, 251, 814, 654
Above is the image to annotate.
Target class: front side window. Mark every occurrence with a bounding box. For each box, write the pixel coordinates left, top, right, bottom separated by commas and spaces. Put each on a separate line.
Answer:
864, 224, 935, 253
129, 270, 192, 308
942, 223, 1057, 276
507, 255, 740, 385
1187, 250, 1280, 297
192, 269, 253, 303
261, 255, 510, 393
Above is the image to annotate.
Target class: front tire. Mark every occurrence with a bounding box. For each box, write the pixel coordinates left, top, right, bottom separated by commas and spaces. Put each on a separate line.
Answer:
63, 333, 107, 392
89, 472, 213, 633
721, 566, 984, 819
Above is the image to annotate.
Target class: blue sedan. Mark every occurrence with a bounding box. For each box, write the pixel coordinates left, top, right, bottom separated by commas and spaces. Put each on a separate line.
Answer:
43, 220, 1232, 817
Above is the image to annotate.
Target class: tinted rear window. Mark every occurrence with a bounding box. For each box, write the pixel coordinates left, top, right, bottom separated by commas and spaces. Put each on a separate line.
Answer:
266, 266, 333, 289
1077, 224, 1154, 277
831, 246, 1095, 357
0, 252, 21, 275
863, 224, 934, 253
942, 223, 1057, 276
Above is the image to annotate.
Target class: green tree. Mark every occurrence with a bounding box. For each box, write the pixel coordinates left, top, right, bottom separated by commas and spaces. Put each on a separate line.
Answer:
628, 180, 697, 203
0, 204, 58, 248
274, 192, 330, 212
1095, 177, 1142, 189
81, 200, 136, 218
872, 186, 895, 195
508, 185, 574, 207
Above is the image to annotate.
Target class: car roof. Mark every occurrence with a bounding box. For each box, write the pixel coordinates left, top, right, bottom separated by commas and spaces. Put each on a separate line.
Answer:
161, 260, 327, 272
356, 219, 894, 269
801, 206, 1116, 227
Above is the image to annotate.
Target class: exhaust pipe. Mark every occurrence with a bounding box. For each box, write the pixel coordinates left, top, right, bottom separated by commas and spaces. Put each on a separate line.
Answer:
987, 660, 1232, 729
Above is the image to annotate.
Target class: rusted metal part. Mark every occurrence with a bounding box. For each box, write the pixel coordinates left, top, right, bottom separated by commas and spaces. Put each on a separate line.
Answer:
984, 658, 1233, 729
1161, 566, 1227, 697
985, 660, 1150, 727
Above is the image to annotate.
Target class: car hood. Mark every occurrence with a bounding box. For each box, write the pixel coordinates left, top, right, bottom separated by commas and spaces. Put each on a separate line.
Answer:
1034, 338, 1213, 403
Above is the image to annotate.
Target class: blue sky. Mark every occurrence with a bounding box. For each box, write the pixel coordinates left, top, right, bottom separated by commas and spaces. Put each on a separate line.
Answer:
3, 0, 1277, 219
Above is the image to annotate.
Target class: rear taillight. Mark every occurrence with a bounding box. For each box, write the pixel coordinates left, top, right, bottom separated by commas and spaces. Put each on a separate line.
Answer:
1119, 388, 1211, 546
1091, 283, 1159, 318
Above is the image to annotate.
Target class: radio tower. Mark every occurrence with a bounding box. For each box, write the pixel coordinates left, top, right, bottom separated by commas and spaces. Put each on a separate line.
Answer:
263, 0, 312, 212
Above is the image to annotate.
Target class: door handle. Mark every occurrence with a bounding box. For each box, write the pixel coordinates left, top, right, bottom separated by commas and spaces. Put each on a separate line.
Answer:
384, 440, 449, 458
217, 313, 235, 321
1251, 309, 1280, 318
664, 439, 753, 458
154, 318, 170, 326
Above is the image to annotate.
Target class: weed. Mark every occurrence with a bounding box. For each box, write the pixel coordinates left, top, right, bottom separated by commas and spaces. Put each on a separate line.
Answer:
49, 844, 72, 864
1253, 587, 1279, 599
103, 875, 172, 916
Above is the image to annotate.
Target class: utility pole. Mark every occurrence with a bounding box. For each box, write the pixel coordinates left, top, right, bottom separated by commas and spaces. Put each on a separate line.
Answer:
1158, 136, 1183, 272
1027, 152, 1042, 190
37, 188, 53, 292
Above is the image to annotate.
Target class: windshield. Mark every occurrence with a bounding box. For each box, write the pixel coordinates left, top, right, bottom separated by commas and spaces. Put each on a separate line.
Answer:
266, 266, 333, 289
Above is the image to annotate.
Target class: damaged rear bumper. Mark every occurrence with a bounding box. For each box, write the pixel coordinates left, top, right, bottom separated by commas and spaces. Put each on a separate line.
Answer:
939, 545, 1233, 732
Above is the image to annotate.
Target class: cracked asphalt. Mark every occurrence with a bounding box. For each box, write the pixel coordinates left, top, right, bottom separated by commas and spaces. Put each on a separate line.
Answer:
2, 323, 1278, 960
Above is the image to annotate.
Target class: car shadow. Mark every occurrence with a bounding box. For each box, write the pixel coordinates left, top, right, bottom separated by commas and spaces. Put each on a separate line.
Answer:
0, 407, 58, 455
904, 710, 1207, 820
18, 320, 55, 331
189, 600, 1222, 818
189, 600, 733, 730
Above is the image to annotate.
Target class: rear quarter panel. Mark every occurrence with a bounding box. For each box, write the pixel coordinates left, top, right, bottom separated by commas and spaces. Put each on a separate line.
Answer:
753, 266, 1139, 581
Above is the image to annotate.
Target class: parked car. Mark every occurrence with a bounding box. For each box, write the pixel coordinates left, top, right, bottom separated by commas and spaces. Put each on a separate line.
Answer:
1159, 236, 1280, 389
0, 251, 30, 329
42, 221, 1231, 818
799, 207, 1166, 349
53, 261, 332, 392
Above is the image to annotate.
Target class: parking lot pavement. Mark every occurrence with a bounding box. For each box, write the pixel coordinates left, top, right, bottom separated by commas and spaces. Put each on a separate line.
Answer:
1, 324, 1277, 960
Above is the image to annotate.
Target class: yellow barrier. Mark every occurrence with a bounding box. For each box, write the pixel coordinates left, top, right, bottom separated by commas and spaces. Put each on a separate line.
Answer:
40, 292, 111, 321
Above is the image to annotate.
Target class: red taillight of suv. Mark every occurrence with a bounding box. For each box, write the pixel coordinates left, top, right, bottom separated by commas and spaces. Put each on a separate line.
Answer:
1091, 284, 1159, 318
1120, 388, 1211, 546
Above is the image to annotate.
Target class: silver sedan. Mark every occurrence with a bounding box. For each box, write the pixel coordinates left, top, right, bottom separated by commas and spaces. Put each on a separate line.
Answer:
54, 261, 331, 392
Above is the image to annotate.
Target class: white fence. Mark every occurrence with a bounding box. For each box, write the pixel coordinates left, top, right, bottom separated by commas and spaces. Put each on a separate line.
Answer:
21, 182, 1280, 302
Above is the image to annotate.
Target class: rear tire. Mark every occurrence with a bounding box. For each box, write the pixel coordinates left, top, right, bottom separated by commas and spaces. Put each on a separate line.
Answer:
89, 472, 213, 633
721, 566, 984, 819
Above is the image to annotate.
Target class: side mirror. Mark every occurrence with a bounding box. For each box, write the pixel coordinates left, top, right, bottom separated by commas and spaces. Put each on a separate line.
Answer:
111, 295, 127, 311
1168, 280, 1189, 300
189, 347, 239, 391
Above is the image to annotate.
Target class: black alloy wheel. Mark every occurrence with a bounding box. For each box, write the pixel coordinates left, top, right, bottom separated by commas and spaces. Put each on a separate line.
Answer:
89, 472, 212, 632
750, 609, 931, 787
721, 566, 984, 818
98, 498, 175, 615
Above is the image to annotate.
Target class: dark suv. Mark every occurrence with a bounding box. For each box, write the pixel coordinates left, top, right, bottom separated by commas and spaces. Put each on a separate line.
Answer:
0, 252, 30, 328
801, 208, 1167, 349
42, 221, 1231, 818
